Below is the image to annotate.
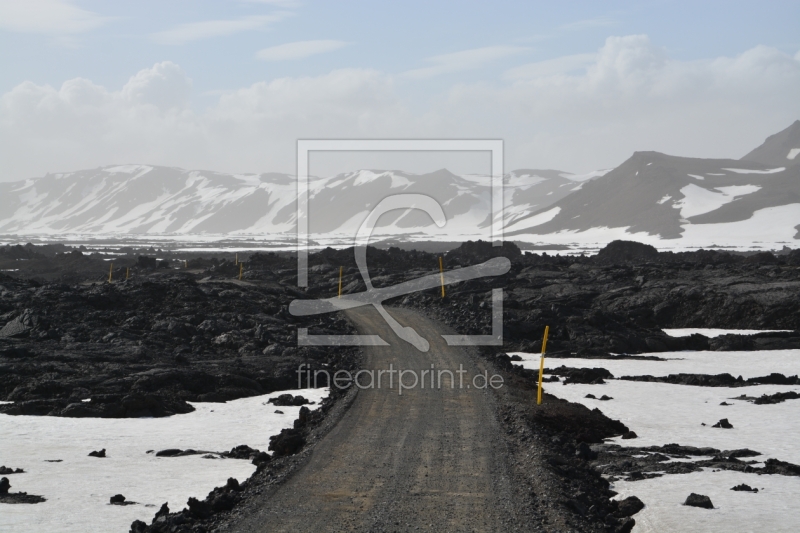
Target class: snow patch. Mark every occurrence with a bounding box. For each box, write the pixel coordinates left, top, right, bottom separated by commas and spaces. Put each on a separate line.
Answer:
658, 195, 671, 205
104, 165, 153, 175
562, 169, 612, 182
0, 388, 329, 533
673, 184, 760, 219
723, 167, 785, 175
663, 328, 791, 338
687, 174, 704, 181
505, 207, 561, 232
788, 148, 800, 160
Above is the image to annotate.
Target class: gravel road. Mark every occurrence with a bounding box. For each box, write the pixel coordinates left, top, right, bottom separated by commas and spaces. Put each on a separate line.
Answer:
229, 305, 523, 532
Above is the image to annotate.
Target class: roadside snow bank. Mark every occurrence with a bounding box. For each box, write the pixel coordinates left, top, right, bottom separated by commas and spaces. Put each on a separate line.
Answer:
0, 388, 329, 533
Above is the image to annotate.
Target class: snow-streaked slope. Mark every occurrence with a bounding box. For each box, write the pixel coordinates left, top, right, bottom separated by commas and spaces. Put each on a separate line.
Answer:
508, 150, 800, 249
0, 166, 593, 242
0, 167, 297, 236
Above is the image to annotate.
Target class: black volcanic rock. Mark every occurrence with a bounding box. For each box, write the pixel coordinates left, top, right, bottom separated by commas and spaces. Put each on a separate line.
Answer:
88, 449, 106, 458
268, 428, 306, 456
268, 394, 310, 407
595, 241, 658, 265
615, 495, 645, 517
712, 418, 733, 429
683, 493, 713, 509
0, 477, 46, 504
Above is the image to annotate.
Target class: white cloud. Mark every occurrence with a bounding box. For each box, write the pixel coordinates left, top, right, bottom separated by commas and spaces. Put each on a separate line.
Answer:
1, 36, 799, 181
504, 53, 596, 80
151, 13, 291, 45
121, 62, 193, 110
0, 0, 108, 34
403, 45, 530, 79
447, 35, 800, 171
256, 40, 349, 61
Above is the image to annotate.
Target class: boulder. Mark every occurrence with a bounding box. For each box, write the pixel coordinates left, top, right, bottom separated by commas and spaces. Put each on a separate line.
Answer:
712, 419, 733, 429
88, 449, 106, 458
731, 484, 758, 493
615, 495, 645, 517
269, 428, 306, 456
683, 493, 713, 509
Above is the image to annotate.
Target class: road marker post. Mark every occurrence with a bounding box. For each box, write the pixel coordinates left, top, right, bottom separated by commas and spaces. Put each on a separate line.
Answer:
108, 263, 113, 283
125, 267, 129, 280
235, 253, 238, 265
338, 266, 343, 298
439, 257, 446, 298
537, 325, 549, 405
239, 262, 243, 281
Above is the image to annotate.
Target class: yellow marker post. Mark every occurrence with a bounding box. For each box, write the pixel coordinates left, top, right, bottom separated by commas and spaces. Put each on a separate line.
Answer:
238, 262, 243, 281
338, 266, 343, 298
439, 257, 446, 298
235, 253, 238, 266
537, 325, 550, 405
184, 260, 188, 269
125, 267, 129, 280
108, 263, 113, 283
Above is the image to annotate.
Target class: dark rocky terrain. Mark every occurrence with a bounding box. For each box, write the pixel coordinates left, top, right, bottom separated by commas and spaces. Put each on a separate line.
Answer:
2, 238, 800, 532
0, 248, 360, 418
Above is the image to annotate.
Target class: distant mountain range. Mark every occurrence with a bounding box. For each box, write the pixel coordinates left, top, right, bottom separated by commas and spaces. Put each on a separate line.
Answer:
0, 120, 798, 251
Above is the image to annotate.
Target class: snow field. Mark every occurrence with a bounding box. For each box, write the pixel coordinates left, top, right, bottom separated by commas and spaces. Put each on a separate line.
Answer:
509, 332, 800, 532
0, 388, 329, 533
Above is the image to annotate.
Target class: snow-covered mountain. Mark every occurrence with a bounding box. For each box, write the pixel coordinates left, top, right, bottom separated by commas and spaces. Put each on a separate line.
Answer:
0, 165, 577, 240
506, 120, 800, 250
0, 166, 297, 235
1, 120, 798, 251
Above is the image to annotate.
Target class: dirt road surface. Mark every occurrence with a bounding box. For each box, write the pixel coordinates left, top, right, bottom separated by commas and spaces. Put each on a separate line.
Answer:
229, 306, 526, 532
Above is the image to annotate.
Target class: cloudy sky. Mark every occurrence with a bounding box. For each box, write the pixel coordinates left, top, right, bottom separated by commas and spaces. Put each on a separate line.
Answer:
1, 0, 799, 180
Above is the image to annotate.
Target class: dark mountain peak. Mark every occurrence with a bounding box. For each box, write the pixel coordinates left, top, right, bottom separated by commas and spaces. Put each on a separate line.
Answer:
741, 120, 800, 167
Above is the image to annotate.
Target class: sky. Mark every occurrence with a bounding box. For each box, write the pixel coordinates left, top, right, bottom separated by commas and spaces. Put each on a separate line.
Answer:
1, 0, 799, 180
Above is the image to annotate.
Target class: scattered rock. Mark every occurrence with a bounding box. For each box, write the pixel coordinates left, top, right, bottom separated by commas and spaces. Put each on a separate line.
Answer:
753, 391, 800, 405
615, 517, 636, 533
731, 484, 758, 493
0, 467, 24, 475
155, 448, 206, 457
269, 428, 306, 456
683, 493, 714, 509
599, 395, 613, 401
621, 431, 638, 440
615, 495, 645, 517
551, 366, 613, 385
712, 419, 733, 429
88, 449, 106, 458
0, 477, 46, 504
268, 394, 310, 407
